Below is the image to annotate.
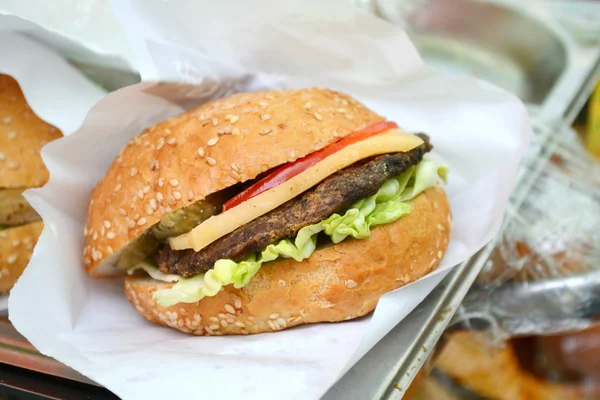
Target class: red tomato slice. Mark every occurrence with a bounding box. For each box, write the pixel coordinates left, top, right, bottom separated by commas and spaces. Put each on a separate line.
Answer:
223, 120, 398, 211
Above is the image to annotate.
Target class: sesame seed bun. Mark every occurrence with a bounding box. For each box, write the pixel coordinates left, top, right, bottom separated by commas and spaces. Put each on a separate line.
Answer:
124, 186, 451, 335
0, 74, 63, 189
0, 221, 43, 294
85, 88, 383, 276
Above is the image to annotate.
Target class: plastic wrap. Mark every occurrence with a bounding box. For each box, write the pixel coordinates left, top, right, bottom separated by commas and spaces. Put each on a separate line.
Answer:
458, 125, 600, 339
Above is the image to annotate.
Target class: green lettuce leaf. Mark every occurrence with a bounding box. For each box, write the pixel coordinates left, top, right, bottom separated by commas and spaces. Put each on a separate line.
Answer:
130, 157, 448, 307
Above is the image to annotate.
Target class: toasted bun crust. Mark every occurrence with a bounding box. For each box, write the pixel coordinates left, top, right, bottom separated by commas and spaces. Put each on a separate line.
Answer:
0, 221, 43, 293
0, 74, 62, 189
124, 186, 451, 335
85, 88, 383, 275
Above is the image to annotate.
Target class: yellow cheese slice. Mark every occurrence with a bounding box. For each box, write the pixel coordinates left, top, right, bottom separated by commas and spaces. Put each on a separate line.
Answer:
169, 128, 423, 251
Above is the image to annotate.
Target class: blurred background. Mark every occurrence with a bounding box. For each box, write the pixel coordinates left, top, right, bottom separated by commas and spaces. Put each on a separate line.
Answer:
376, 1, 600, 398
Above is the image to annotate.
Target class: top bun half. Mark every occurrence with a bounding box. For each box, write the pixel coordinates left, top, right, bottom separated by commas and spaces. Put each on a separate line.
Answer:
84, 88, 383, 275
0, 74, 63, 189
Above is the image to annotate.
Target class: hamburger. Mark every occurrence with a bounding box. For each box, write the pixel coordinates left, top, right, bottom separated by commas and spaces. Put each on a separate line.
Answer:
84, 88, 451, 335
0, 74, 62, 293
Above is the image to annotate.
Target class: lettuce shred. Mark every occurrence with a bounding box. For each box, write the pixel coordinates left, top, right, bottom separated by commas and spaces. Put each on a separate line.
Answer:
130, 157, 448, 307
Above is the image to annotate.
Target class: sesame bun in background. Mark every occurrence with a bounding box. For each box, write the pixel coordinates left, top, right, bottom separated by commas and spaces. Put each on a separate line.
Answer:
84, 87, 451, 335
0, 74, 63, 293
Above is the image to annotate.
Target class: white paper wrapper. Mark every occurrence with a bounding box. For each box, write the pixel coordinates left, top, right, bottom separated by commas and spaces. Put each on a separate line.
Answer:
10, 1, 531, 398
0, 25, 105, 311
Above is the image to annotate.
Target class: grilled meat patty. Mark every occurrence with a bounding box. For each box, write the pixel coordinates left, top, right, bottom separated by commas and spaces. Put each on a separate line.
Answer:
155, 134, 432, 277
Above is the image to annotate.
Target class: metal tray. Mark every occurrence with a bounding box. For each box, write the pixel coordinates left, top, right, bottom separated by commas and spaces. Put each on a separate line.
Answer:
0, 1, 599, 399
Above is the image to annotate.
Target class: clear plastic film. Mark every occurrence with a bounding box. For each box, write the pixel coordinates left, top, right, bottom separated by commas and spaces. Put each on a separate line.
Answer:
456, 125, 600, 340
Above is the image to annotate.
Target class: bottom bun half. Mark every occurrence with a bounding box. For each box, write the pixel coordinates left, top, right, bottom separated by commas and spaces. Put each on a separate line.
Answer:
125, 186, 451, 335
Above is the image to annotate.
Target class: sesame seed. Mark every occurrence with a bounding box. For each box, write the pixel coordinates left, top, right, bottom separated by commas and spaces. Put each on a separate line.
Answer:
149, 198, 158, 210
7, 161, 19, 169
156, 138, 165, 150
167, 138, 177, 145
167, 195, 176, 205
227, 317, 235, 324
277, 318, 287, 328
187, 190, 194, 200
137, 217, 147, 226
199, 114, 207, 121
314, 112, 323, 121
22, 236, 31, 244
130, 168, 138, 177
101, 226, 106, 236
103, 220, 111, 228
342, 99, 349, 105
289, 150, 297, 159
127, 220, 136, 229
222, 127, 231, 134
224, 304, 235, 314
12, 240, 19, 247
107, 246, 114, 254
150, 159, 159, 170
218, 313, 227, 319
231, 163, 240, 172
212, 118, 219, 126
207, 137, 219, 146
345, 280, 358, 288
209, 316, 219, 323
7, 131, 17, 139
137, 190, 144, 199
0, 152, 5, 160
95, 250, 103, 260
277, 279, 286, 287
2, 116, 12, 124
345, 113, 354, 120
119, 208, 127, 216
194, 314, 201, 322
260, 128, 272, 135
106, 232, 116, 239
158, 178, 165, 188
248, 316, 255, 321
164, 206, 172, 213
143, 186, 150, 194
259, 101, 268, 107
197, 147, 206, 157
269, 313, 279, 320
209, 324, 220, 330
115, 184, 123, 192
234, 297, 242, 309
304, 102, 312, 110
235, 321, 246, 328
92, 231, 98, 240
206, 157, 217, 166
230, 115, 239, 124
220, 320, 228, 328
336, 108, 347, 113
437, 224, 445, 231
260, 114, 271, 121
437, 250, 443, 259
145, 205, 154, 215
173, 191, 181, 200
168, 179, 178, 187
232, 128, 240, 135
156, 192, 164, 201
268, 320, 279, 330
133, 213, 140, 221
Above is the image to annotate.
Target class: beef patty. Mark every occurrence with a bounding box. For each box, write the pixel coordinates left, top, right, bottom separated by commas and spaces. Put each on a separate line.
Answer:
155, 134, 432, 276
